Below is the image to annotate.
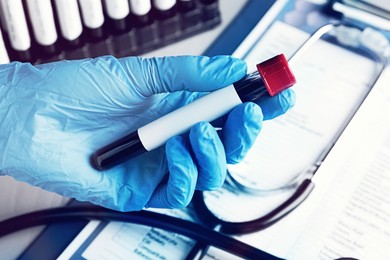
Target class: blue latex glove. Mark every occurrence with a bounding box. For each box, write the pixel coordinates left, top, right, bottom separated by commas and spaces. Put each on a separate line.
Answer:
0, 55, 295, 211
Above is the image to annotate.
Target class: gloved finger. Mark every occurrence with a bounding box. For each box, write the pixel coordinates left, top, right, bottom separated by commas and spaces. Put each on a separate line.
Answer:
146, 135, 197, 209
189, 122, 227, 190
219, 102, 263, 164
257, 88, 296, 120
212, 88, 295, 127
117, 56, 247, 96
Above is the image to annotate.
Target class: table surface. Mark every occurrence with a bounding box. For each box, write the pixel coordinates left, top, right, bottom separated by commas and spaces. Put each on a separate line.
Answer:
0, 0, 247, 258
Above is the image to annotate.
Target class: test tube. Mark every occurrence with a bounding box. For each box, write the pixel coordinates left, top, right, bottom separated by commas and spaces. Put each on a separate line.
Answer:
153, 0, 177, 19
78, 0, 105, 40
178, 0, 194, 12
129, 0, 152, 26
200, 0, 217, 4
0, 1, 7, 33
178, 0, 201, 30
92, 54, 296, 170
103, 0, 130, 33
25, 0, 58, 56
0, 0, 32, 61
53, 0, 83, 48
0, 28, 10, 64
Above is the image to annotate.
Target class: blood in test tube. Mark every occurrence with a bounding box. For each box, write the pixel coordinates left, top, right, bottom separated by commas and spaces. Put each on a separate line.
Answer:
92, 54, 296, 170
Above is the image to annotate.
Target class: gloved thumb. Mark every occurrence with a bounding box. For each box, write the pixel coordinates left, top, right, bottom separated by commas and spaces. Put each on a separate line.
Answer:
117, 55, 247, 96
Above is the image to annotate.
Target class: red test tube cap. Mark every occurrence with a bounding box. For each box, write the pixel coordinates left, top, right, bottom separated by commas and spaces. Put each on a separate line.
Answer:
257, 54, 296, 96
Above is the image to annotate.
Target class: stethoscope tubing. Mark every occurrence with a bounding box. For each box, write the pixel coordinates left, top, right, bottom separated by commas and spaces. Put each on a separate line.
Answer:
0, 204, 281, 260
193, 179, 315, 235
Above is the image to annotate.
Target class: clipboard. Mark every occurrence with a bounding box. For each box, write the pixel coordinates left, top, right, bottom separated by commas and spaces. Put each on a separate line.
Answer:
18, 1, 278, 259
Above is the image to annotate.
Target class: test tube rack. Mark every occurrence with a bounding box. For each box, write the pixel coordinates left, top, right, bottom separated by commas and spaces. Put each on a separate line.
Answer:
1, 0, 221, 64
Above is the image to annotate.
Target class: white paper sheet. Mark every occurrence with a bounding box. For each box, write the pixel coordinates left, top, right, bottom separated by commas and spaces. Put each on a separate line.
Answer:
284, 66, 390, 260
59, 208, 198, 259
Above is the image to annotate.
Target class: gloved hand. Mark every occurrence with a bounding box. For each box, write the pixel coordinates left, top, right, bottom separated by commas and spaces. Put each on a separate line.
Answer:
0, 55, 295, 211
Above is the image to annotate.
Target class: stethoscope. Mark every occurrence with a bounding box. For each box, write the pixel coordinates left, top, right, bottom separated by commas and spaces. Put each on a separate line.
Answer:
192, 22, 390, 236
0, 23, 388, 259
